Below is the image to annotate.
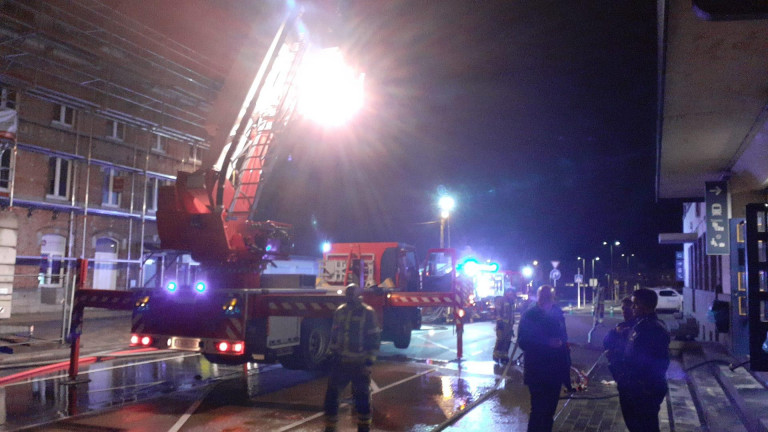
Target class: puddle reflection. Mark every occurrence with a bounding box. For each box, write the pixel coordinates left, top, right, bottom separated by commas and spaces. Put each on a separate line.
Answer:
0, 354, 221, 431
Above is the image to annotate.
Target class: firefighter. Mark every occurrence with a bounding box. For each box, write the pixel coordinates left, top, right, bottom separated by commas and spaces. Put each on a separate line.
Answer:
493, 288, 516, 363
323, 283, 381, 432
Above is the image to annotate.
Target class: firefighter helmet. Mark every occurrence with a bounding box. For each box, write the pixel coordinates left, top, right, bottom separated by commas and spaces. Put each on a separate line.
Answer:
345, 283, 362, 304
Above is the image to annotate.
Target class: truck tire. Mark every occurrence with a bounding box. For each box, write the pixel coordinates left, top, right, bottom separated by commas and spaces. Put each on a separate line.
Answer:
280, 319, 331, 370
393, 321, 412, 349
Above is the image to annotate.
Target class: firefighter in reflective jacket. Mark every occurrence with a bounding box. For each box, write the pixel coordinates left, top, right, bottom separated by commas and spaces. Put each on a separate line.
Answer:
493, 288, 516, 363
324, 283, 381, 432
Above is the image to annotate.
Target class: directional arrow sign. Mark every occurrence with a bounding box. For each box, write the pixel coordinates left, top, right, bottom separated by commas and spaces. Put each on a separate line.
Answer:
705, 181, 729, 255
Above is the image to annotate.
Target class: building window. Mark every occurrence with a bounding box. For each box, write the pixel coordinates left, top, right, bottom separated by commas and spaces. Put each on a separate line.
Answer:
52, 104, 75, 127
145, 177, 170, 212
0, 148, 10, 190
102, 168, 123, 207
152, 135, 166, 153
189, 144, 201, 164
47, 157, 71, 199
107, 120, 125, 141
39, 234, 66, 287
93, 237, 118, 290
0, 87, 15, 109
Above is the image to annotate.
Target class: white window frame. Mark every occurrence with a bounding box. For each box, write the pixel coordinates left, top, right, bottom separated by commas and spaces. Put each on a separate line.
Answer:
39, 234, 66, 287
52, 104, 75, 128
47, 157, 71, 200
188, 144, 201, 164
152, 135, 166, 153
146, 177, 160, 213
102, 168, 122, 207
107, 120, 125, 141
93, 237, 119, 290
0, 87, 15, 109
0, 147, 11, 191
146, 177, 172, 212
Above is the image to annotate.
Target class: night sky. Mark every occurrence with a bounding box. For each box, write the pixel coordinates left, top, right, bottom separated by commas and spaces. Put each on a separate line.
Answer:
124, 0, 683, 277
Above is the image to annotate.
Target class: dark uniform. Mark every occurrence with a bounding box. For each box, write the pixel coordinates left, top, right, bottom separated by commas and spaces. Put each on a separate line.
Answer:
603, 317, 634, 421
323, 288, 381, 432
620, 313, 670, 432
518, 302, 571, 432
493, 290, 516, 363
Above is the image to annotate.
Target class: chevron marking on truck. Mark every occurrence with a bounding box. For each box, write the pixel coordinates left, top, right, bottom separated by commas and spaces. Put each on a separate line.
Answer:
226, 318, 243, 339
132, 314, 144, 333
388, 294, 460, 306
75, 289, 134, 310
268, 301, 338, 312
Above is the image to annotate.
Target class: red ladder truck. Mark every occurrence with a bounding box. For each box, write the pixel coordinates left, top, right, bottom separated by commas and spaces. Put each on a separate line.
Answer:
122, 6, 465, 369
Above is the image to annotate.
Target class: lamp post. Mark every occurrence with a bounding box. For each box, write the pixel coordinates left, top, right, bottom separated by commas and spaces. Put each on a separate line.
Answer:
621, 253, 635, 271
591, 256, 600, 280
590, 256, 600, 307
438, 195, 455, 248
621, 253, 635, 298
577, 257, 586, 307
603, 240, 620, 299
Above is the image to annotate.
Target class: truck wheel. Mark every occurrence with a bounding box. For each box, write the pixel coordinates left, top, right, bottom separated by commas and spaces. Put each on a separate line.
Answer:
280, 319, 331, 370
393, 321, 411, 349
301, 320, 331, 369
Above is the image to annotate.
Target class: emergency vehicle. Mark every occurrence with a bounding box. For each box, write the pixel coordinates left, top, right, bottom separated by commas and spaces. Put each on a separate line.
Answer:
125, 6, 464, 369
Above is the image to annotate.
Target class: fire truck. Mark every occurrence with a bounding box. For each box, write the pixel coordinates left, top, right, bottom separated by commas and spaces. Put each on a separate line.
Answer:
126, 6, 463, 369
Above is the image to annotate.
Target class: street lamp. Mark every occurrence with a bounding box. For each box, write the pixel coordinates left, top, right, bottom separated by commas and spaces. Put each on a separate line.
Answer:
591, 256, 600, 279
576, 256, 586, 277
602, 240, 620, 288
603, 241, 621, 301
438, 195, 455, 248
621, 253, 635, 270
576, 257, 587, 307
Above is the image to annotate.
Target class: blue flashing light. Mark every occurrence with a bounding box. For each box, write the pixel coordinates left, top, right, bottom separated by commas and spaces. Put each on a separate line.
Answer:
458, 258, 498, 276
265, 244, 273, 252
166, 281, 177, 292
461, 259, 480, 277
194, 281, 207, 293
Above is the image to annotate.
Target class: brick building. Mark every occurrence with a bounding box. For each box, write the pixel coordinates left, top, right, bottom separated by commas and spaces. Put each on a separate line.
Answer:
0, 0, 238, 316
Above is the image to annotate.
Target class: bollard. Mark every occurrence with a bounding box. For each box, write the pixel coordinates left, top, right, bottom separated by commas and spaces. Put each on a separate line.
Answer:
455, 308, 464, 360
569, 303, 573, 314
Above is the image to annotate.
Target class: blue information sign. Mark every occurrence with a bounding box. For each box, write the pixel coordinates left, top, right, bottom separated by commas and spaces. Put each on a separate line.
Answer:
705, 181, 729, 255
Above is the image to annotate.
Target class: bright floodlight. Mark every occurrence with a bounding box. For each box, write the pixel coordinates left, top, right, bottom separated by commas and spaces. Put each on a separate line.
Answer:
438, 196, 455, 214
321, 241, 332, 253
522, 266, 534, 278
298, 48, 364, 126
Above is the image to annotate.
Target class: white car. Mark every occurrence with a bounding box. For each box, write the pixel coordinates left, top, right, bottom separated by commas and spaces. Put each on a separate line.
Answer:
651, 288, 683, 313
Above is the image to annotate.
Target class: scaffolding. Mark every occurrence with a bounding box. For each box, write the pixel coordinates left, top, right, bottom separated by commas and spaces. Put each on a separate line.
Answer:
0, 0, 235, 320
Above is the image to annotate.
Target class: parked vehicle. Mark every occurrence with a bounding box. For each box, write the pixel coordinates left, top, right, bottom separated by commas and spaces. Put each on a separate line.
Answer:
651, 287, 683, 313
